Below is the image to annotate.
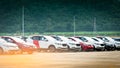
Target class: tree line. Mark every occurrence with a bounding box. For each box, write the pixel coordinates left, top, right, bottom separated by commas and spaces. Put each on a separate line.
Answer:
0, 0, 120, 33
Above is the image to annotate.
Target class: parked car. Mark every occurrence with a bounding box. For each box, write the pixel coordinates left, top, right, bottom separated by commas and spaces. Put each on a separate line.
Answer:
76, 36, 105, 51
52, 36, 81, 51
0, 38, 19, 55
97, 36, 116, 50
26, 35, 68, 52
101, 37, 120, 50
112, 38, 120, 50
1, 36, 36, 54
113, 38, 120, 42
69, 37, 94, 51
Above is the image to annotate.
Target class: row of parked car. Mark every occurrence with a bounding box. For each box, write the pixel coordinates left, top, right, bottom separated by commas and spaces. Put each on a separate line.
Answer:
0, 35, 120, 55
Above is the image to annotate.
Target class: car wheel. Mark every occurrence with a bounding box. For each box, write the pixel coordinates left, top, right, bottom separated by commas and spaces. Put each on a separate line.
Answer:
114, 45, 116, 50
67, 46, 71, 52
17, 49, 23, 54
48, 46, 56, 52
0, 48, 3, 55
9, 51, 15, 55
100, 48, 105, 51
81, 46, 85, 51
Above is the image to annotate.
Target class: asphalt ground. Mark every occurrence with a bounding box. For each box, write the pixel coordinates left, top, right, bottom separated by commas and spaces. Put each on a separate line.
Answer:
0, 51, 120, 68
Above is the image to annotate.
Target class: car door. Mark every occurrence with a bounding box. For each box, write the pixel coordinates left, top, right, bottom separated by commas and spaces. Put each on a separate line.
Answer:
32, 36, 40, 48
39, 36, 49, 49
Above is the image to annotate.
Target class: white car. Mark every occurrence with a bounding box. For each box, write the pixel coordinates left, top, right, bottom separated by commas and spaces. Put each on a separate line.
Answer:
1, 36, 37, 54
26, 35, 68, 52
0, 38, 19, 54
97, 36, 116, 50
52, 36, 81, 51
81, 36, 105, 51
104, 37, 120, 50
91, 37, 105, 46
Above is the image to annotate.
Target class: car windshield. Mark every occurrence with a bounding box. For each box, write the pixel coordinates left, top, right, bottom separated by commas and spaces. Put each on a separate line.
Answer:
98, 37, 110, 42
58, 36, 71, 42
44, 36, 56, 41
92, 38, 99, 42
77, 37, 88, 42
103, 37, 110, 42
0, 39, 7, 43
113, 38, 120, 42
106, 37, 114, 41
52, 36, 63, 41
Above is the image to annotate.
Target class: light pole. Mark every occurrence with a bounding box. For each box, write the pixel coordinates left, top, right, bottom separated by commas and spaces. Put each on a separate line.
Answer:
22, 6, 24, 37
93, 17, 97, 34
73, 16, 76, 37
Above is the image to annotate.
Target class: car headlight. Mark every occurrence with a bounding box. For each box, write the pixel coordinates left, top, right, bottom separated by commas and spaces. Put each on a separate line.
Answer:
115, 43, 120, 45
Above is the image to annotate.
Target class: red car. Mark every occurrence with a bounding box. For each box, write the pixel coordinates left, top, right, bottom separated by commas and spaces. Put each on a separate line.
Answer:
1, 36, 36, 54
69, 37, 94, 51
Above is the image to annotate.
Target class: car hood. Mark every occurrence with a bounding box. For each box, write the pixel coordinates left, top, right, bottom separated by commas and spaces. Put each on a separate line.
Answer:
115, 41, 120, 44
105, 42, 114, 45
83, 42, 93, 45
4, 43, 18, 47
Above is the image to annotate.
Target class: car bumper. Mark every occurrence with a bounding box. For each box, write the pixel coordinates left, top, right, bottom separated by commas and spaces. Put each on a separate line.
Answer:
69, 47, 81, 51
116, 45, 120, 48
84, 46, 94, 51
94, 45, 105, 50
105, 45, 114, 50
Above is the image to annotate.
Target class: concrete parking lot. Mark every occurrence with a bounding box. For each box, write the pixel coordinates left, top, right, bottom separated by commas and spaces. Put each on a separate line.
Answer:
0, 51, 120, 68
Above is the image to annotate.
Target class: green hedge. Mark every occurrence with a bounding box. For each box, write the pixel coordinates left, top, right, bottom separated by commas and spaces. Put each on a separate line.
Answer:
0, 31, 120, 37
43, 31, 120, 37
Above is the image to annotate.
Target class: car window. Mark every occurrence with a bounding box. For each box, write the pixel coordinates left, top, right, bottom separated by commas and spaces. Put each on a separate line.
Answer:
32, 36, 40, 40
2, 37, 13, 43
92, 38, 99, 42
103, 38, 109, 42
40, 36, 48, 41
7, 38, 14, 43
77, 37, 88, 42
